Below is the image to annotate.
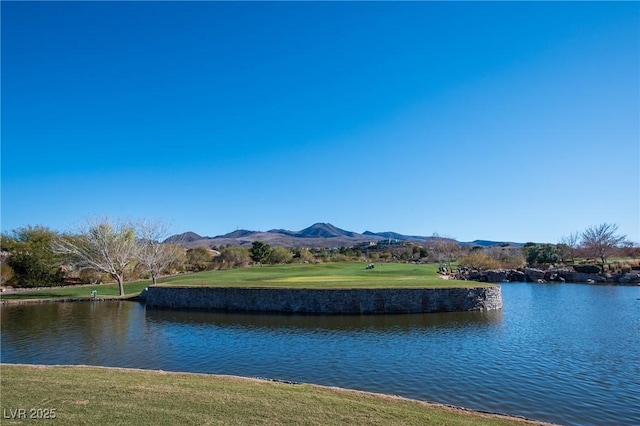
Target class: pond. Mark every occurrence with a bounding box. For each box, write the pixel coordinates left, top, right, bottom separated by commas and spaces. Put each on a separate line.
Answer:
2, 283, 639, 425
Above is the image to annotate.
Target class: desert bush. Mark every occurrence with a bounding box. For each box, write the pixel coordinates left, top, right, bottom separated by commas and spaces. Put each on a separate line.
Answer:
1, 263, 15, 286
458, 253, 501, 271
330, 253, 349, 262
187, 247, 213, 271
79, 269, 112, 284
218, 246, 251, 269
269, 247, 292, 264
292, 247, 316, 263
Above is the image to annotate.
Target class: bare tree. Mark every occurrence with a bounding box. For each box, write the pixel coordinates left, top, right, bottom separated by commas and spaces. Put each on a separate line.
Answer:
53, 217, 137, 296
558, 231, 580, 263
428, 233, 460, 274
580, 223, 626, 268
136, 219, 183, 285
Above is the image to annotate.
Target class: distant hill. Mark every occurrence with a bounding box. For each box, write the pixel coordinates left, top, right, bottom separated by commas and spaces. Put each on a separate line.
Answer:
163, 231, 204, 244
296, 223, 357, 238
363, 231, 426, 243
165, 223, 522, 249
466, 240, 524, 248
216, 229, 259, 239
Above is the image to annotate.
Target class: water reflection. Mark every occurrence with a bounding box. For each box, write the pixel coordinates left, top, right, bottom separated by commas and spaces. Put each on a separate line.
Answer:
144, 306, 503, 334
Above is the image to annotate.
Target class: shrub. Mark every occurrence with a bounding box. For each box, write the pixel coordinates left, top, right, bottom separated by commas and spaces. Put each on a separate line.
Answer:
1, 263, 15, 286
268, 247, 292, 264
458, 253, 501, 271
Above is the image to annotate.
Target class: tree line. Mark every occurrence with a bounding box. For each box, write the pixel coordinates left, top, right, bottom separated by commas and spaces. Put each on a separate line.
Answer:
1, 219, 636, 292
455, 223, 636, 273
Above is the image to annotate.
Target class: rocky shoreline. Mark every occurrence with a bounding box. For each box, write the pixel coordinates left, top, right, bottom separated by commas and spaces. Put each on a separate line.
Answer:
458, 267, 640, 285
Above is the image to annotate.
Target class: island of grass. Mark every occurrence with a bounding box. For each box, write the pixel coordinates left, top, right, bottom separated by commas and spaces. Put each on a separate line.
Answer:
144, 263, 502, 314
0, 263, 501, 313
1, 364, 550, 426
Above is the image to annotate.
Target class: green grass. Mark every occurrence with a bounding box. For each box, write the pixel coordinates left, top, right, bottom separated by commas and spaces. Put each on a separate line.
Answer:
157, 262, 476, 289
0, 280, 150, 300
0, 364, 546, 425
1, 262, 480, 302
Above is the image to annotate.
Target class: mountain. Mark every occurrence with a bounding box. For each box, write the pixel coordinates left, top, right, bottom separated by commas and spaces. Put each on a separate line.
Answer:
295, 223, 357, 238
216, 229, 258, 239
166, 223, 522, 249
163, 231, 204, 244
168, 223, 381, 249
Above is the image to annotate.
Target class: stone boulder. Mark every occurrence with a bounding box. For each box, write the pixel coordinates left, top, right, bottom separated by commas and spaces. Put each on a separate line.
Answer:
617, 273, 640, 284
484, 270, 509, 283
574, 272, 606, 283
544, 268, 574, 283
525, 268, 545, 282
506, 270, 526, 282
462, 269, 526, 283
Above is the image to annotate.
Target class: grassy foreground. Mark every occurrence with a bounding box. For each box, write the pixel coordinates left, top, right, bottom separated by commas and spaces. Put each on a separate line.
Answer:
1, 364, 548, 425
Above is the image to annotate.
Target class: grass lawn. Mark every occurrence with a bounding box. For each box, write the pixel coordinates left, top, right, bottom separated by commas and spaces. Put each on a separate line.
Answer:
1, 262, 479, 302
157, 262, 477, 289
0, 281, 150, 300
0, 364, 547, 426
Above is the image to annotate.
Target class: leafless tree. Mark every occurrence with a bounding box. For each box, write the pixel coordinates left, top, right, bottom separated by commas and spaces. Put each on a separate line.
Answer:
136, 219, 183, 285
558, 231, 580, 263
53, 217, 137, 296
580, 223, 626, 268
428, 233, 460, 274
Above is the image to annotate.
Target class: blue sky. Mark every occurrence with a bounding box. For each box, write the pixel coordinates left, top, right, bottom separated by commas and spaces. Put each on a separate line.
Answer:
2, 2, 638, 243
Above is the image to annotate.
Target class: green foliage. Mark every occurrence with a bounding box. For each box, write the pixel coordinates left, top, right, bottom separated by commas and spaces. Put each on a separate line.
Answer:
412, 246, 428, 259
0, 226, 64, 287
523, 243, 560, 266
292, 247, 315, 263
268, 246, 292, 264
186, 247, 212, 271
219, 246, 251, 268
249, 241, 272, 264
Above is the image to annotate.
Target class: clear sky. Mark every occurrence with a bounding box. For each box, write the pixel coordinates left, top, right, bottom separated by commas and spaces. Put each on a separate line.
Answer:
2, 1, 638, 244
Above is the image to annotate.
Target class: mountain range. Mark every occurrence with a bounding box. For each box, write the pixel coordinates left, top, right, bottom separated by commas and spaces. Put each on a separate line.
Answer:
165, 223, 523, 249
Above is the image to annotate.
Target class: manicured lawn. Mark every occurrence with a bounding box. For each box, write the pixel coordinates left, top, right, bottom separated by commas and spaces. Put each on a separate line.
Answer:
1, 262, 479, 302
157, 262, 476, 289
0, 364, 545, 426
0, 281, 150, 300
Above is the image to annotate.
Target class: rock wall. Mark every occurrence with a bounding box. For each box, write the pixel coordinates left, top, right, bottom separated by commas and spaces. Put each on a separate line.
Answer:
143, 286, 502, 314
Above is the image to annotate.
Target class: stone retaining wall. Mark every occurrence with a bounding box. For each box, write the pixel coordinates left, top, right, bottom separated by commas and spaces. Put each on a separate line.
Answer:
143, 286, 502, 314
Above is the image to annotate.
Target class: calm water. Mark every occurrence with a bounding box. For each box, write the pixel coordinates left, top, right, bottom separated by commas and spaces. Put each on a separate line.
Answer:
2, 283, 639, 425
